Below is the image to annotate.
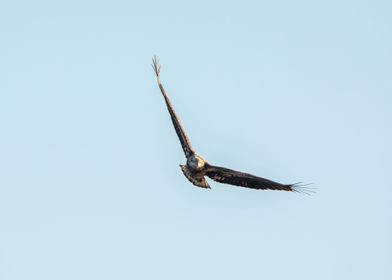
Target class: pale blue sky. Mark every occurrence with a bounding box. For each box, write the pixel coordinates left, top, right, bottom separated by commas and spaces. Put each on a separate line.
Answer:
1, 0, 391, 279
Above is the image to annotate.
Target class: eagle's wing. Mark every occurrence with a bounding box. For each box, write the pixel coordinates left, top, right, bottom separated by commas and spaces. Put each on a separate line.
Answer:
152, 56, 194, 158
205, 164, 306, 192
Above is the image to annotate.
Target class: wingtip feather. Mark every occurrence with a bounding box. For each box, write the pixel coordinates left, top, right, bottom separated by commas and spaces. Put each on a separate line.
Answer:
290, 182, 316, 195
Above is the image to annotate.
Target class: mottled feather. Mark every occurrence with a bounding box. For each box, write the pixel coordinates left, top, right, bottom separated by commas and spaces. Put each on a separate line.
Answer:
180, 165, 210, 189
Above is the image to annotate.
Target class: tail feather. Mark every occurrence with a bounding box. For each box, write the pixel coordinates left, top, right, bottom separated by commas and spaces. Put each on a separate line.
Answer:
180, 165, 210, 189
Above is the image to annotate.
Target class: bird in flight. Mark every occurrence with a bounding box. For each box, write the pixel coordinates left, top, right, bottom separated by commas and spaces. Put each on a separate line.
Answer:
152, 56, 310, 193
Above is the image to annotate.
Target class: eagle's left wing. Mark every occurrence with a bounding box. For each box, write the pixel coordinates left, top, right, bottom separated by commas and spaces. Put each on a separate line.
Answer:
205, 164, 306, 192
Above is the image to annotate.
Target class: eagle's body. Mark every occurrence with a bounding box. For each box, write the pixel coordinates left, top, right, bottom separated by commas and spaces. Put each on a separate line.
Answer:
152, 56, 309, 193
180, 154, 209, 188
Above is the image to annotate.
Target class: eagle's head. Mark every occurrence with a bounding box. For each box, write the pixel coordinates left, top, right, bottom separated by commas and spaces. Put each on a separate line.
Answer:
187, 154, 205, 171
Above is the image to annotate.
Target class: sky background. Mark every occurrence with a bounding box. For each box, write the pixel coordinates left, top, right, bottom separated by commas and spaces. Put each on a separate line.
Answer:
0, 0, 391, 279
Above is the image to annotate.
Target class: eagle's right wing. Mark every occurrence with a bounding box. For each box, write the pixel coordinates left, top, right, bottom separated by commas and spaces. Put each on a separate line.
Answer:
152, 56, 194, 158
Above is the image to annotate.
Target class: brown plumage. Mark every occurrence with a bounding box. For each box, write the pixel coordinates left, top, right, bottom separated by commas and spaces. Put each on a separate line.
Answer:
152, 56, 311, 194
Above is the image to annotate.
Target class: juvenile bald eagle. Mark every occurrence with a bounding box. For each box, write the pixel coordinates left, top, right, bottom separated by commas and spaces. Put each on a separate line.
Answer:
152, 56, 309, 193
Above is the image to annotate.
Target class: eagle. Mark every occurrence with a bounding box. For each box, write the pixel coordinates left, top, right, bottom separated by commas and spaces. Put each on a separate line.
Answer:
152, 56, 310, 193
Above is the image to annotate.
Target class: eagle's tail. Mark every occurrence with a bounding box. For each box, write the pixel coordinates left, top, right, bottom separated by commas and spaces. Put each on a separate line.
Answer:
180, 165, 211, 189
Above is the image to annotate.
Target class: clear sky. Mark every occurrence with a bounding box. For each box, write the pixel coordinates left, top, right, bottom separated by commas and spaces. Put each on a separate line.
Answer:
1, 1, 391, 279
